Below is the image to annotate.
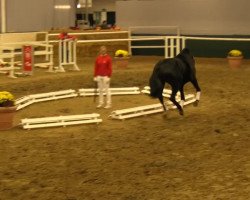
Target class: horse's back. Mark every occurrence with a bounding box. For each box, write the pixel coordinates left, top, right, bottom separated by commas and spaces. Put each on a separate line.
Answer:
155, 58, 185, 77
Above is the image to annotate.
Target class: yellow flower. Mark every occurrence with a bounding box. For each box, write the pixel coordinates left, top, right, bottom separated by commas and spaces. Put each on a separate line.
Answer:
115, 50, 129, 57
228, 50, 243, 57
0, 91, 15, 107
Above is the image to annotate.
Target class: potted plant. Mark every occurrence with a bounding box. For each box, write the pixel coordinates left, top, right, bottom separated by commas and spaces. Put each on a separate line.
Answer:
114, 49, 130, 68
0, 91, 16, 130
227, 49, 243, 69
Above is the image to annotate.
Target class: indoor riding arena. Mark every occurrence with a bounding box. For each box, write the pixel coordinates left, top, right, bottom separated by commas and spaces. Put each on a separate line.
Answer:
0, 1, 250, 200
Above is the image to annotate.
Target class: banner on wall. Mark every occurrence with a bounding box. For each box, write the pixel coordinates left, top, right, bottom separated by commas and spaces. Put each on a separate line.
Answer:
22, 45, 34, 75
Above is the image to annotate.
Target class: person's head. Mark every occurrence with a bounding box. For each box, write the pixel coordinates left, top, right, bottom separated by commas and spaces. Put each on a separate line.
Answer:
62, 31, 68, 36
99, 46, 107, 55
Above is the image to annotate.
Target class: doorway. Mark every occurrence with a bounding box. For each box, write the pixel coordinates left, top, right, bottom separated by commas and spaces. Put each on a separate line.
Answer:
107, 12, 116, 26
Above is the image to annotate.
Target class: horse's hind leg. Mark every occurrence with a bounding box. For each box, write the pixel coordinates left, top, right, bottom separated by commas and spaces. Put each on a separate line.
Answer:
170, 87, 184, 115
191, 79, 201, 106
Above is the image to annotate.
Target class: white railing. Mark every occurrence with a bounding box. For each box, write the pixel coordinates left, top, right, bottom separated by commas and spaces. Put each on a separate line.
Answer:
74, 36, 183, 58
1, 43, 53, 70
0, 30, 242, 77
48, 31, 129, 43
0, 32, 53, 74
128, 26, 180, 36
0, 31, 49, 59
48, 31, 129, 37
47, 29, 182, 58
128, 26, 181, 55
184, 36, 250, 41
68, 35, 250, 59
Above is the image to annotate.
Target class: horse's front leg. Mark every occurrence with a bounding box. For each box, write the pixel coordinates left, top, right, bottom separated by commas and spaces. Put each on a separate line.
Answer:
179, 86, 185, 108
159, 95, 167, 112
191, 79, 201, 106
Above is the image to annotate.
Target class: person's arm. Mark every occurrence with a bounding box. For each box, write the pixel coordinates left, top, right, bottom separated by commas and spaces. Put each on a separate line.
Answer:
94, 57, 98, 77
58, 33, 65, 40
107, 56, 112, 77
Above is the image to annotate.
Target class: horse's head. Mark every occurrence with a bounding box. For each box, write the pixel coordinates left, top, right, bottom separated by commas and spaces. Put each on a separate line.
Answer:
149, 73, 164, 98
149, 72, 166, 111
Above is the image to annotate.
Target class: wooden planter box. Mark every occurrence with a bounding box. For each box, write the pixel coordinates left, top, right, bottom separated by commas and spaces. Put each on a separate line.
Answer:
227, 56, 243, 69
114, 57, 130, 68
0, 106, 16, 130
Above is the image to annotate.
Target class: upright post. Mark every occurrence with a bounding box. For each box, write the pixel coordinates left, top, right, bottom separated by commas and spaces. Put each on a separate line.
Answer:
1, 0, 6, 33
182, 37, 186, 50
176, 37, 180, 55
170, 38, 174, 58
164, 37, 169, 59
45, 32, 49, 60
128, 29, 132, 56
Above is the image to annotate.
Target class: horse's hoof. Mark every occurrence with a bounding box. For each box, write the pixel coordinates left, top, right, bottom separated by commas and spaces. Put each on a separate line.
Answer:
179, 110, 184, 116
193, 100, 199, 107
162, 111, 168, 119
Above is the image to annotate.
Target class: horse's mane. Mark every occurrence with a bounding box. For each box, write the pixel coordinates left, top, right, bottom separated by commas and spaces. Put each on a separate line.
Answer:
175, 48, 193, 70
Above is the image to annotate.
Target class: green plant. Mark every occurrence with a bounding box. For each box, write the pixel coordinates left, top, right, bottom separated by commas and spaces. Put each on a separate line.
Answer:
228, 49, 243, 57
0, 91, 15, 107
115, 50, 129, 57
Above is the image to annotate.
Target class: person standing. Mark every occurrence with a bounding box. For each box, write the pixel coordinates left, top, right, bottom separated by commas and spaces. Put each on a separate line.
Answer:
94, 46, 112, 108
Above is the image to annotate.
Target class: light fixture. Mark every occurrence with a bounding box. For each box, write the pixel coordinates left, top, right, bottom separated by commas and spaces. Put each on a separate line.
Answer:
54, 5, 71, 9
77, 0, 92, 8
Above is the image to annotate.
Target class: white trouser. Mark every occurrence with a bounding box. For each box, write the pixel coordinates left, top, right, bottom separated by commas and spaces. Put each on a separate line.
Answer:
96, 76, 111, 106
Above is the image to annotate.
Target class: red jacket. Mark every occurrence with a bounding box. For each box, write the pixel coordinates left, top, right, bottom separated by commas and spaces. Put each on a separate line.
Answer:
94, 54, 112, 77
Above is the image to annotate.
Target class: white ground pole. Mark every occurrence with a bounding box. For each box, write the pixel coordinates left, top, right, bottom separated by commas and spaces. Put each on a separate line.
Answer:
58, 39, 79, 72
78, 87, 141, 96
109, 97, 196, 120
1, 0, 6, 33
21, 113, 102, 130
15, 89, 78, 110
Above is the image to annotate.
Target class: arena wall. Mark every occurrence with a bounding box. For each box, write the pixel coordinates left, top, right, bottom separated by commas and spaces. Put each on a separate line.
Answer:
3, 0, 76, 32
132, 36, 250, 58
116, 0, 250, 36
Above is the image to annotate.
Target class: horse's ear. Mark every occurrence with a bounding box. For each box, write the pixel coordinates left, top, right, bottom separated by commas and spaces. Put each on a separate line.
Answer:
180, 48, 190, 55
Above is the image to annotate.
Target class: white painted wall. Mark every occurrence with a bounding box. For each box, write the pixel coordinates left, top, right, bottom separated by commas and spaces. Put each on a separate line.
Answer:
4, 0, 76, 32
4, 0, 249, 35
76, 0, 116, 14
116, 0, 250, 35
92, 0, 116, 11
0, 1, 2, 32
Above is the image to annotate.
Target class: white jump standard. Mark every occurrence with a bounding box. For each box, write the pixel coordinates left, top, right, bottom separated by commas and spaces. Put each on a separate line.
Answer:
0, 46, 17, 78
57, 38, 79, 72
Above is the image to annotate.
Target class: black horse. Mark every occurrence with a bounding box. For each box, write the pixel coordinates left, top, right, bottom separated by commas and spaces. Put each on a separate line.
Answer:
149, 48, 201, 115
